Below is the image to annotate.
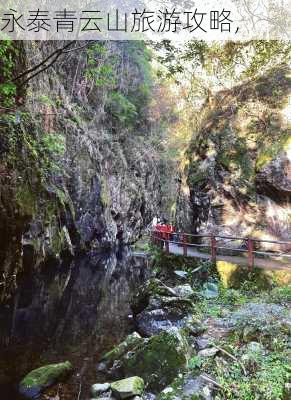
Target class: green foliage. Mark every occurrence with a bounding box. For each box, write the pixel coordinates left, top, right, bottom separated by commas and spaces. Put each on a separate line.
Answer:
38, 94, 54, 106
36, 133, 66, 179
256, 131, 290, 170
188, 355, 203, 370
213, 348, 290, 399
133, 238, 151, 252
264, 285, 291, 304
86, 43, 117, 88
125, 41, 152, 109
218, 285, 248, 305
6, 120, 66, 183
85, 41, 153, 130
156, 40, 290, 83
0, 40, 17, 106
85, 43, 118, 95
242, 40, 291, 78
41, 133, 65, 157
107, 91, 137, 126
148, 247, 291, 400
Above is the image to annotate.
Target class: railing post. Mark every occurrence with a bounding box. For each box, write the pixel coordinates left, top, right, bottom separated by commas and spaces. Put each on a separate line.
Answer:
211, 235, 217, 263
165, 233, 170, 254
183, 234, 187, 256
247, 238, 254, 272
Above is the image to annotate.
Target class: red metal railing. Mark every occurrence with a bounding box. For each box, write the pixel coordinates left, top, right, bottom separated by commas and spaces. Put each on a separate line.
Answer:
151, 229, 291, 271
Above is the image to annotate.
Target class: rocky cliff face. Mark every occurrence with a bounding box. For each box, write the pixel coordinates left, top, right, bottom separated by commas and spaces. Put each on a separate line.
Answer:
0, 41, 164, 303
177, 64, 291, 245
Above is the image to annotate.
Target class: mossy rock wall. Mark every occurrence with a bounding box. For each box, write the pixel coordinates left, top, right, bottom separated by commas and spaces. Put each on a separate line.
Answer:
0, 41, 167, 305
177, 64, 291, 243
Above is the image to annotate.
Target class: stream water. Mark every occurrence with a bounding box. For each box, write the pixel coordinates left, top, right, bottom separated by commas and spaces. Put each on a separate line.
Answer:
0, 248, 150, 400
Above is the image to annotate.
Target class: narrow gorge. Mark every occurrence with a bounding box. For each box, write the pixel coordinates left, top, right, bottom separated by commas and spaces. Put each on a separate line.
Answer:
0, 38, 290, 400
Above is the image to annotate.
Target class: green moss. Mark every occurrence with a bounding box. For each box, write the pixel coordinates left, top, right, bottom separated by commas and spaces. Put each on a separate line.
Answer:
53, 185, 76, 220
133, 238, 151, 252
256, 130, 290, 170
152, 249, 200, 273
102, 332, 143, 363
123, 331, 189, 391
20, 361, 73, 390
15, 185, 37, 217
51, 227, 65, 255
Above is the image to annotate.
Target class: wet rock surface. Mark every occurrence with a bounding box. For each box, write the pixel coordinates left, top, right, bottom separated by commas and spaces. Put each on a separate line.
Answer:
135, 308, 187, 337
132, 279, 196, 337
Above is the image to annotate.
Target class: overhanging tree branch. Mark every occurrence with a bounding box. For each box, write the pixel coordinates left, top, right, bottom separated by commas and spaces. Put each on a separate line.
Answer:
14, 41, 99, 88
13, 41, 76, 83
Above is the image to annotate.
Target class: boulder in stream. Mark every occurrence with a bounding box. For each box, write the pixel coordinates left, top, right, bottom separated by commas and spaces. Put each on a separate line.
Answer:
135, 295, 194, 336
118, 330, 190, 391
100, 332, 143, 366
100, 330, 190, 392
135, 307, 187, 336
110, 376, 144, 399
18, 361, 73, 399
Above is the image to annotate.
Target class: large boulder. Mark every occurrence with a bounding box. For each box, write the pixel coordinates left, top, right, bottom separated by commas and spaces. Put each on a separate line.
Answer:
101, 330, 190, 392
135, 295, 194, 336
122, 330, 190, 391
18, 361, 73, 399
101, 332, 144, 364
132, 279, 195, 337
